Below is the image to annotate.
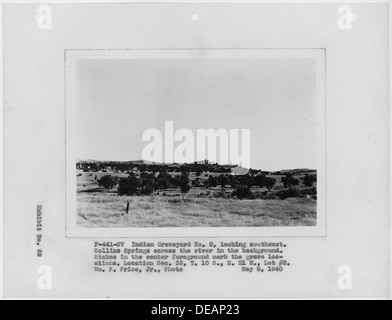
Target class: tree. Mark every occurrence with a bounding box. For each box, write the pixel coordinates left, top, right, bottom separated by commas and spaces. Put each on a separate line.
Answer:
291, 178, 300, 186
97, 175, 117, 191
244, 175, 254, 189
161, 178, 169, 191
282, 173, 299, 188
218, 174, 228, 189
140, 178, 155, 195
282, 175, 289, 188
178, 172, 191, 200
192, 178, 203, 188
208, 176, 218, 189
265, 177, 276, 191
118, 175, 139, 196
140, 171, 150, 180
303, 173, 317, 187
255, 174, 267, 188
157, 170, 171, 190
278, 187, 300, 200
233, 185, 253, 200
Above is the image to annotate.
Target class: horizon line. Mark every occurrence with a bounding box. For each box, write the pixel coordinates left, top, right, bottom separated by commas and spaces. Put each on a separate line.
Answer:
76, 158, 316, 172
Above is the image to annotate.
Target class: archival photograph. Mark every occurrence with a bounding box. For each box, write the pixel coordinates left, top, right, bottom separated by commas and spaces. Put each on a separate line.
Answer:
70, 50, 324, 229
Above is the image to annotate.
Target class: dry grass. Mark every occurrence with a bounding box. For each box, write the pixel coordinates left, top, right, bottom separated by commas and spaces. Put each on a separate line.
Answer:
77, 192, 316, 228
76, 171, 317, 228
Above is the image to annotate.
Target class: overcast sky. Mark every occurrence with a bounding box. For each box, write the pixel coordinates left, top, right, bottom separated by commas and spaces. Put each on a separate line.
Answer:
76, 58, 317, 171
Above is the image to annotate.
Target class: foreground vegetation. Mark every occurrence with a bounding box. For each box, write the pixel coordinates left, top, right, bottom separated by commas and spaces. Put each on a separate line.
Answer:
77, 192, 316, 228
76, 161, 317, 228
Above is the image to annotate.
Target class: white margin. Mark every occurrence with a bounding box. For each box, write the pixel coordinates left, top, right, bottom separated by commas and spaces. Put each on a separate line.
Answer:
0, 0, 391, 300
0, 1, 4, 301
389, 0, 392, 301
0, 0, 391, 3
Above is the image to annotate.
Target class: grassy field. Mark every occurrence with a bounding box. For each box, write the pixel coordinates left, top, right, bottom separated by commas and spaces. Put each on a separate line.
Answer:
77, 171, 317, 228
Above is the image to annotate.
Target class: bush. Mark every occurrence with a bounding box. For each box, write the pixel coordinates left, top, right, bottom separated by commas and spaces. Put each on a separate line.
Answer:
281, 174, 299, 188
233, 185, 253, 200
214, 189, 228, 199
118, 176, 139, 196
303, 174, 317, 187
140, 184, 154, 196
278, 187, 301, 200
300, 187, 317, 196
178, 173, 191, 199
207, 176, 218, 188
265, 177, 276, 191
261, 194, 279, 200
168, 198, 182, 204
98, 175, 118, 191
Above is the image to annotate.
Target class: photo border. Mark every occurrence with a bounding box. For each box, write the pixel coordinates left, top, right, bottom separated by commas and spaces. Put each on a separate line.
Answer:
65, 48, 326, 238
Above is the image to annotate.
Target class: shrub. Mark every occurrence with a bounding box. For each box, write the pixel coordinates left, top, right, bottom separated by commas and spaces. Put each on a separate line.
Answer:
278, 187, 301, 200
300, 187, 317, 196
98, 175, 118, 191
217, 175, 228, 189
208, 176, 218, 188
233, 185, 253, 200
262, 194, 279, 200
303, 174, 317, 187
214, 189, 228, 199
168, 198, 182, 204
281, 174, 299, 188
265, 177, 276, 191
118, 176, 139, 196
178, 172, 191, 199
140, 184, 154, 196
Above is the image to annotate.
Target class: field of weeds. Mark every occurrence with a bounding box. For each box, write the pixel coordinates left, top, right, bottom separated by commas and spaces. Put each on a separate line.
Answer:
77, 192, 316, 228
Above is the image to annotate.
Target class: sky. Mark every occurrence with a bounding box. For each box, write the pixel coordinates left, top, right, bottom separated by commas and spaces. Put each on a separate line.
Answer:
76, 57, 317, 171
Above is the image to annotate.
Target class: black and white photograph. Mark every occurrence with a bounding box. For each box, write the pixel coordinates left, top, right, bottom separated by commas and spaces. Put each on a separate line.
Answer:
67, 49, 325, 232
1, 2, 390, 300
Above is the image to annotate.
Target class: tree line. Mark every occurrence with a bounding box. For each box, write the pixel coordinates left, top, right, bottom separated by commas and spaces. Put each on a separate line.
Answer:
96, 168, 316, 200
